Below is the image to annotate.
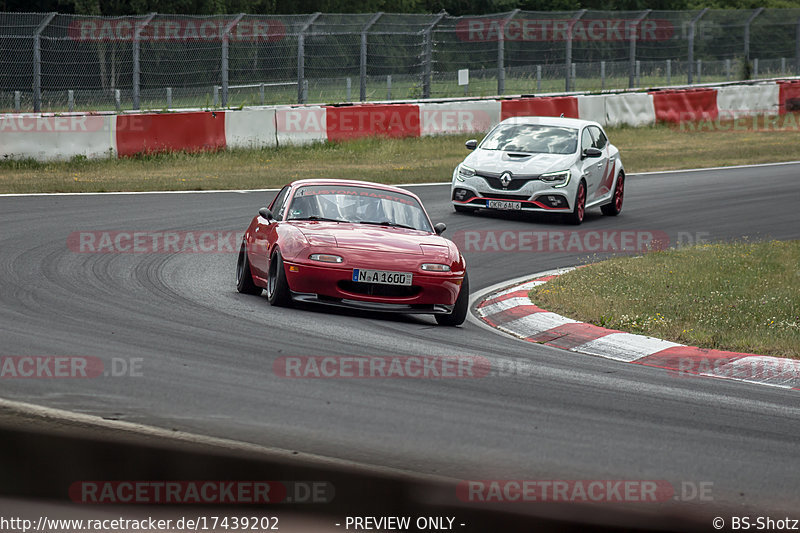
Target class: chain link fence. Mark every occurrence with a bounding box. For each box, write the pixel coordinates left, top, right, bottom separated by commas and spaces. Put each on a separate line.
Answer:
2, 9, 800, 113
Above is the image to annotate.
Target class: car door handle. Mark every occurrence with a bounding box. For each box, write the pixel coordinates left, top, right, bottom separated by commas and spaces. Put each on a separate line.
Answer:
597, 163, 604, 168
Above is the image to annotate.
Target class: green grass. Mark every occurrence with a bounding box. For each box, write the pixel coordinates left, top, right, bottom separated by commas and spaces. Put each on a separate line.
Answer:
3, 121, 800, 194
529, 241, 800, 358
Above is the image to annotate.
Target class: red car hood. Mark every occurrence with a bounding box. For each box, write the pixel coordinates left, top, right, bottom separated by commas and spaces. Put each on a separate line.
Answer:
293, 222, 447, 256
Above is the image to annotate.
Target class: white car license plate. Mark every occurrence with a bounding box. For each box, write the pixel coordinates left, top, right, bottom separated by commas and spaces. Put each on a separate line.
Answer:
486, 200, 522, 210
352, 269, 413, 286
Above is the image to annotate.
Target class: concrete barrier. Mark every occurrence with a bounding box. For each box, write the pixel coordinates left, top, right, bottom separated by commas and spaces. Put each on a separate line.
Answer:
225, 108, 277, 149
275, 106, 327, 146
0, 114, 115, 161
576, 95, 607, 125
116, 111, 225, 157
501, 96, 579, 120
418, 100, 501, 135
326, 104, 421, 142
605, 93, 656, 128
717, 84, 780, 118
6, 79, 800, 161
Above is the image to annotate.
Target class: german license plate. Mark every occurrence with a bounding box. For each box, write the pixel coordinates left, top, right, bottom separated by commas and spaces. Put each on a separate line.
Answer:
486, 200, 521, 210
352, 269, 413, 286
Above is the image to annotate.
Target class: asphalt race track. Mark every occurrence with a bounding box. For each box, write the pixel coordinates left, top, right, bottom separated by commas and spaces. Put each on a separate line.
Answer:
1, 163, 799, 525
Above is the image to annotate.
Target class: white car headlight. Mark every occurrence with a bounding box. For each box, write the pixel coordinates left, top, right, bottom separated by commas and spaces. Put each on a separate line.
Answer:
456, 165, 475, 182
309, 253, 343, 263
540, 170, 571, 188
420, 263, 451, 272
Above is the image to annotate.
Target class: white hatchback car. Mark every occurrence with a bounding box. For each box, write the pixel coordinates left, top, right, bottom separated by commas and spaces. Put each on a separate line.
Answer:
451, 116, 625, 225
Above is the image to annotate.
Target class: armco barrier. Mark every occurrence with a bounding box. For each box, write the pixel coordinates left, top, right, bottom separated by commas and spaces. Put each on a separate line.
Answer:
651, 88, 717, 123
716, 84, 780, 118
0, 114, 115, 161
224, 108, 277, 149
116, 111, 225, 157
501, 96, 579, 120
418, 100, 501, 136
275, 106, 327, 145
325, 104, 421, 142
778, 80, 800, 114
604, 93, 656, 128
576, 95, 606, 125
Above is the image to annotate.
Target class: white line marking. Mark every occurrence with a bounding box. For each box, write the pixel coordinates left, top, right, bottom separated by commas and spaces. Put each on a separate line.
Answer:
503, 312, 578, 336
573, 333, 683, 362
477, 297, 536, 317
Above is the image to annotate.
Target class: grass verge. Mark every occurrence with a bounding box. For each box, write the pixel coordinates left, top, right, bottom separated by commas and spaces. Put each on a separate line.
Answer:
529, 240, 800, 359
3, 120, 800, 194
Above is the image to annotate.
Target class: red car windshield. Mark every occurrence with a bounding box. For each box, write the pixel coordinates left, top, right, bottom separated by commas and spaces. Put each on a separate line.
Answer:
287, 185, 434, 233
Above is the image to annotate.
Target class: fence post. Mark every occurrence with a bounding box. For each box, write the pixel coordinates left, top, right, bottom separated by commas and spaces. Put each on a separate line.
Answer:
536, 65, 542, 92
744, 7, 764, 63
132, 12, 156, 111
167, 87, 172, 108
297, 13, 321, 105
421, 12, 445, 99
360, 12, 383, 102
497, 9, 519, 96
666, 58, 671, 85
32, 12, 56, 113
14, 91, 20, 112
753, 57, 759, 78
687, 8, 708, 85
629, 10, 651, 89
221, 13, 245, 108
346, 77, 351, 101
697, 59, 702, 84
387, 75, 392, 99
600, 60, 605, 90
726, 58, 731, 80
796, 17, 800, 75
565, 9, 587, 92
68, 90, 74, 112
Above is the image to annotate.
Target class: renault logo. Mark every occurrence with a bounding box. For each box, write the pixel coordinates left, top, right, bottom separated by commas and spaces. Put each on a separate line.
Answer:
499, 172, 512, 188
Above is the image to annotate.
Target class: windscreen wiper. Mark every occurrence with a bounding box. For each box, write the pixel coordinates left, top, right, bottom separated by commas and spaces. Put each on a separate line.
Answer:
291, 216, 347, 223
358, 220, 418, 230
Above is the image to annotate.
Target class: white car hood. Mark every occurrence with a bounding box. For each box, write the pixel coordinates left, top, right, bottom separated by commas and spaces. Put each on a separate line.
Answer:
464, 149, 576, 176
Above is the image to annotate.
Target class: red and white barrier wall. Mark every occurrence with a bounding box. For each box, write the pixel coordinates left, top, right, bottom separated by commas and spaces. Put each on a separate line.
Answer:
0, 80, 794, 161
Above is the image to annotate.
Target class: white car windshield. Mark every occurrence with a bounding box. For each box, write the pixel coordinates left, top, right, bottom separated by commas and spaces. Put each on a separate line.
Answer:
287, 185, 433, 232
480, 124, 578, 155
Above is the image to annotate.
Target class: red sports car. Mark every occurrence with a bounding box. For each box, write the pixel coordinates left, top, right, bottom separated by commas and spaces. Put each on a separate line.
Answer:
236, 179, 469, 326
